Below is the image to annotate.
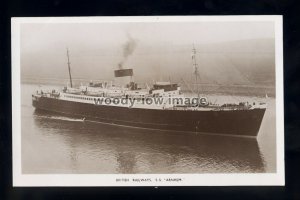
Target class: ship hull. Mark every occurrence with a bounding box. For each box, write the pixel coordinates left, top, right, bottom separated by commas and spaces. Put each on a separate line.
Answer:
32, 97, 266, 137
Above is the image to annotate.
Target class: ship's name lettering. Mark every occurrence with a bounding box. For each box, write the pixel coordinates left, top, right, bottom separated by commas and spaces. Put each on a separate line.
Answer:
165, 178, 182, 182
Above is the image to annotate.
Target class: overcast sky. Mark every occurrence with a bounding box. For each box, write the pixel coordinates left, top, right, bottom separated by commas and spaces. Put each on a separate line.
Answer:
21, 21, 274, 50
20, 21, 275, 85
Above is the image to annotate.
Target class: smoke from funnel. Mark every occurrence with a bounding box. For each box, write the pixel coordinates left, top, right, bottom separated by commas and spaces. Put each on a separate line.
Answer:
118, 34, 137, 69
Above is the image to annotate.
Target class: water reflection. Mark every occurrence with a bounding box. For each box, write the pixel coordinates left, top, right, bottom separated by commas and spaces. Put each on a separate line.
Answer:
32, 110, 265, 173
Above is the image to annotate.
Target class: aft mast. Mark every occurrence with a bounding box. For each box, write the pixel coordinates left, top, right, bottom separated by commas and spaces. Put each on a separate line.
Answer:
67, 48, 73, 88
192, 44, 200, 98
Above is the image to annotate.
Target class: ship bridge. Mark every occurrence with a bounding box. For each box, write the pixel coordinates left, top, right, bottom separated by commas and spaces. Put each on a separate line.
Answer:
150, 82, 181, 96
152, 82, 179, 91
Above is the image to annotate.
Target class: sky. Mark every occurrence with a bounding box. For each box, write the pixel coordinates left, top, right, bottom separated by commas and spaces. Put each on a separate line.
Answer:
20, 21, 275, 85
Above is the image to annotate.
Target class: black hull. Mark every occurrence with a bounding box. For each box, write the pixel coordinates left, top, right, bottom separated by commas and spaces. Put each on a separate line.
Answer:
32, 97, 266, 137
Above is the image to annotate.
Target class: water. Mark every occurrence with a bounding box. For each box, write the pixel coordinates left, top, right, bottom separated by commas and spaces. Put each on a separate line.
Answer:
21, 84, 276, 174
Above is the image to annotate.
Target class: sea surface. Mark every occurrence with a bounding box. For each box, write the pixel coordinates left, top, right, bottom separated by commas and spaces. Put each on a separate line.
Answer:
21, 83, 276, 174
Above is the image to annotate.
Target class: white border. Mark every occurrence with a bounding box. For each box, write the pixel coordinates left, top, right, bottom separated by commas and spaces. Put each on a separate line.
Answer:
12, 16, 284, 186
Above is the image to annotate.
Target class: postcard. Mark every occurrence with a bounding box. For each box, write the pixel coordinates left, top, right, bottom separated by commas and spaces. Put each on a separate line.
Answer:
12, 16, 284, 186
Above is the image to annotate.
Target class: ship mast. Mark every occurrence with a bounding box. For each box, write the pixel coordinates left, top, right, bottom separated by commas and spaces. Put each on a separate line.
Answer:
192, 44, 200, 97
66, 48, 73, 88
